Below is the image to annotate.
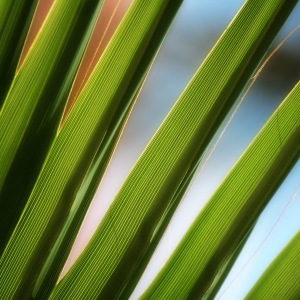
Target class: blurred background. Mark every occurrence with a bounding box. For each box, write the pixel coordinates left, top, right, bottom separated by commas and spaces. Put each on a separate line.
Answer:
23, 0, 300, 298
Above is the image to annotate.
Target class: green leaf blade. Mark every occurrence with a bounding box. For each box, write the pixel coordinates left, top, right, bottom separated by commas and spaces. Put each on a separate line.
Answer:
0, 0, 104, 189
0, 0, 104, 254
245, 231, 300, 299
50, 0, 298, 298
30, 2, 186, 297
0, 0, 174, 298
0, 0, 39, 107
141, 82, 300, 299
0, 1, 14, 33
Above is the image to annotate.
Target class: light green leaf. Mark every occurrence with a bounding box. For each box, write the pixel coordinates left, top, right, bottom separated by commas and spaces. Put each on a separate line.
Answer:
0, 0, 104, 253
203, 222, 257, 300
0, 1, 14, 33
50, 0, 298, 298
0, 0, 177, 298
141, 81, 300, 299
31, 2, 184, 298
245, 231, 300, 299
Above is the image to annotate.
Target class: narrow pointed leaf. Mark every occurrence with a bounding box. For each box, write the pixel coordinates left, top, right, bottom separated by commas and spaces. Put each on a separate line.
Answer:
0, 0, 104, 253
202, 223, 257, 300
31, 110, 129, 299
50, 0, 298, 298
0, 0, 178, 298
119, 150, 204, 299
0, 0, 39, 107
32, 76, 143, 300
31, 2, 184, 298
141, 82, 300, 299
245, 231, 300, 299
0, 2, 14, 32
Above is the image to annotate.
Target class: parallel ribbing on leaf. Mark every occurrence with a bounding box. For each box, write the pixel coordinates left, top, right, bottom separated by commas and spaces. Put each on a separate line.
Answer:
0, 0, 39, 107
0, 0, 105, 256
0, 0, 169, 299
0, 1, 14, 33
245, 231, 300, 299
141, 82, 300, 299
31, 2, 184, 299
51, 0, 297, 298
0, 0, 80, 188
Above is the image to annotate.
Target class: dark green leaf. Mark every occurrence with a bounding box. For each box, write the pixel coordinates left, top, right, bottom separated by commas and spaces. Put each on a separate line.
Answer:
0, 0, 105, 254
0, 0, 177, 298
0, 0, 39, 107
50, 0, 298, 298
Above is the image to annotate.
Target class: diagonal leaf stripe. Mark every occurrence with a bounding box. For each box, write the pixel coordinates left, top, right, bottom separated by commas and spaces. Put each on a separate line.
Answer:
30, 2, 184, 299
245, 231, 300, 299
0, 0, 105, 254
202, 223, 257, 300
0, 0, 103, 189
0, 0, 39, 108
49, 0, 298, 298
141, 82, 300, 299
30, 87, 138, 300
118, 150, 205, 299
0, 1, 14, 33
0, 0, 177, 298
32, 83, 140, 300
